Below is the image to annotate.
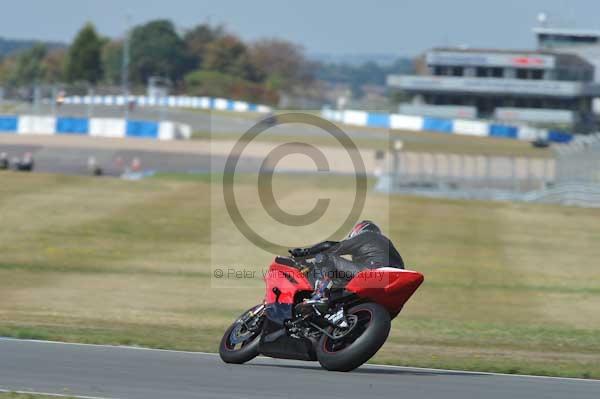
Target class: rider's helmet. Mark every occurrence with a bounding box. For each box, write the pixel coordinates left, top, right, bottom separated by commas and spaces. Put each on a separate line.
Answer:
346, 220, 381, 239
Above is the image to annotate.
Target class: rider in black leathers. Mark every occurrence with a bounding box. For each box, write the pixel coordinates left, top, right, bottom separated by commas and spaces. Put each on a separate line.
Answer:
290, 221, 404, 294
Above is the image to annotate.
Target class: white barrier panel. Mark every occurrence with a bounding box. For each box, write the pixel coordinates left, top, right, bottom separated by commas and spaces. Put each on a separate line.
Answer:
177, 123, 192, 139
390, 114, 423, 131
214, 98, 229, 110
158, 121, 175, 140
331, 110, 344, 122
453, 119, 488, 136
257, 105, 271, 113
62, 95, 271, 114
233, 101, 249, 112
518, 125, 542, 141
90, 118, 125, 138
321, 109, 334, 120
343, 110, 368, 126
18, 115, 56, 135
199, 97, 211, 109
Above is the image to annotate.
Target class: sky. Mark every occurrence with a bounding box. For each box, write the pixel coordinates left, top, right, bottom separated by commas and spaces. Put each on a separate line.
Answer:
2, 0, 598, 57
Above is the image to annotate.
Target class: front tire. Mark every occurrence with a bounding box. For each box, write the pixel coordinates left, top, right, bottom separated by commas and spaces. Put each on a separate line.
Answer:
316, 302, 391, 372
219, 305, 264, 364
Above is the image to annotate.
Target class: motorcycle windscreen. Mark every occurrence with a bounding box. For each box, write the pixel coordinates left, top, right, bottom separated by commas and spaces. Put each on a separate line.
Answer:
345, 268, 424, 314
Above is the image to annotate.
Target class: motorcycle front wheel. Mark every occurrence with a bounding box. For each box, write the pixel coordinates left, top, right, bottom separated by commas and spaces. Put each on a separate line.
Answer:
219, 304, 264, 364
316, 302, 391, 372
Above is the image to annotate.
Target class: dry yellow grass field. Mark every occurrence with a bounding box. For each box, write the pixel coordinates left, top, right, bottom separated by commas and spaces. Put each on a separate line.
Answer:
0, 171, 599, 378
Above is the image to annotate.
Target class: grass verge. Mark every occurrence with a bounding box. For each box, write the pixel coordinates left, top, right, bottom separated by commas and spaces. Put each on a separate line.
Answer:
0, 172, 598, 378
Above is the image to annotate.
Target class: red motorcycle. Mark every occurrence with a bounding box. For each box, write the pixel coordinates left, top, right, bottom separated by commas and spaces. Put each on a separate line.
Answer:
219, 255, 424, 372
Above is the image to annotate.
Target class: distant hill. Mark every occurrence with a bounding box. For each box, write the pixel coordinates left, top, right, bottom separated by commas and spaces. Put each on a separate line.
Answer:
0, 37, 66, 58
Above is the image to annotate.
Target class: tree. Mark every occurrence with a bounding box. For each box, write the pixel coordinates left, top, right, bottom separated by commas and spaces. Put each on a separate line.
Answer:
101, 40, 123, 85
12, 44, 47, 85
248, 39, 314, 90
202, 35, 263, 82
129, 19, 186, 84
65, 23, 103, 84
42, 49, 67, 83
0, 56, 17, 86
185, 69, 278, 104
183, 24, 224, 70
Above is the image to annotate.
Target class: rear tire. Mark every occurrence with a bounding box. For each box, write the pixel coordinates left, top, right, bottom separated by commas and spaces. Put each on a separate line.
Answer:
316, 302, 390, 372
219, 306, 263, 364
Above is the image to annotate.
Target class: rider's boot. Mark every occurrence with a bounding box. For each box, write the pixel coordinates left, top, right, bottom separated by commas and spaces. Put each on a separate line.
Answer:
298, 278, 332, 317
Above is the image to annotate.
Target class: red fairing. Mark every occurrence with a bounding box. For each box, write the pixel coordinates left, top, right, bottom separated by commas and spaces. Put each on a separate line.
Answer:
345, 268, 424, 314
264, 262, 313, 304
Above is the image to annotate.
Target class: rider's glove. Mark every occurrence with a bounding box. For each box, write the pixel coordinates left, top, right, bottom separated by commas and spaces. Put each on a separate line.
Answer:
289, 248, 309, 258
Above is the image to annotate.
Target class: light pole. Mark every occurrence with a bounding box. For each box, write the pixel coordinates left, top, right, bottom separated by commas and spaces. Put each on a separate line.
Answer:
122, 14, 131, 120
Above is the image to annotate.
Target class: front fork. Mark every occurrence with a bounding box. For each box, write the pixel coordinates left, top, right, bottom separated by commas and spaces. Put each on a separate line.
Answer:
240, 304, 265, 330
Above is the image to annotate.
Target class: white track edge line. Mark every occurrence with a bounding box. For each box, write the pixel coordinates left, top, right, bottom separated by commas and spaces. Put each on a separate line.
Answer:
0, 387, 116, 399
1, 337, 598, 384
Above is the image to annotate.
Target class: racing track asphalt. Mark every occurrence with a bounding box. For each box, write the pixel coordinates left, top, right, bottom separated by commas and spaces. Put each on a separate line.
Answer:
0, 338, 598, 399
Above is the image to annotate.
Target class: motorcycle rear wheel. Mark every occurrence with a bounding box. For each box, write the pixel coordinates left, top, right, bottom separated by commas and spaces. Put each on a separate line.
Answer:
316, 302, 391, 372
219, 305, 264, 364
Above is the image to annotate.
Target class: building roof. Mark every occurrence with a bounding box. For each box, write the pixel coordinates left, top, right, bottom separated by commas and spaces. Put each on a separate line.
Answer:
429, 47, 592, 68
533, 27, 600, 38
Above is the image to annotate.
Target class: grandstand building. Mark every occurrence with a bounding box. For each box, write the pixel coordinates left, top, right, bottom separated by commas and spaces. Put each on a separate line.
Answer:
534, 27, 600, 81
387, 47, 600, 132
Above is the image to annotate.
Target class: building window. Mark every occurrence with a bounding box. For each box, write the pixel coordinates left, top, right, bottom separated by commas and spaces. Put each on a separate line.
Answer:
451, 66, 464, 76
516, 69, 528, 79
491, 67, 503, 78
530, 69, 543, 80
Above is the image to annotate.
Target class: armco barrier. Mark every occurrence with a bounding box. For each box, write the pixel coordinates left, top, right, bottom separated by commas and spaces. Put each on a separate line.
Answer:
367, 113, 390, 128
18, 115, 56, 135
321, 109, 573, 144
0, 116, 18, 133
89, 117, 126, 138
489, 124, 519, 139
0, 115, 189, 141
56, 117, 89, 135
423, 117, 453, 133
548, 130, 574, 143
126, 120, 159, 139
63, 95, 272, 114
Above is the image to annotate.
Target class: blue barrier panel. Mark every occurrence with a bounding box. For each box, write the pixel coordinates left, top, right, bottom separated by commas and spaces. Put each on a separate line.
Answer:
0, 116, 18, 133
547, 130, 573, 143
226, 100, 235, 111
56, 117, 89, 135
367, 113, 391, 128
423, 117, 453, 133
489, 124, 518, 139
126, 120, 159, 138
247, 103, 258, 112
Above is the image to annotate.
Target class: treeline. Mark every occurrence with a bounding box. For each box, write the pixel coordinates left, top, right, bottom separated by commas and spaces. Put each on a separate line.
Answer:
0, 20, 315, 105
316, 58, 414, 97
